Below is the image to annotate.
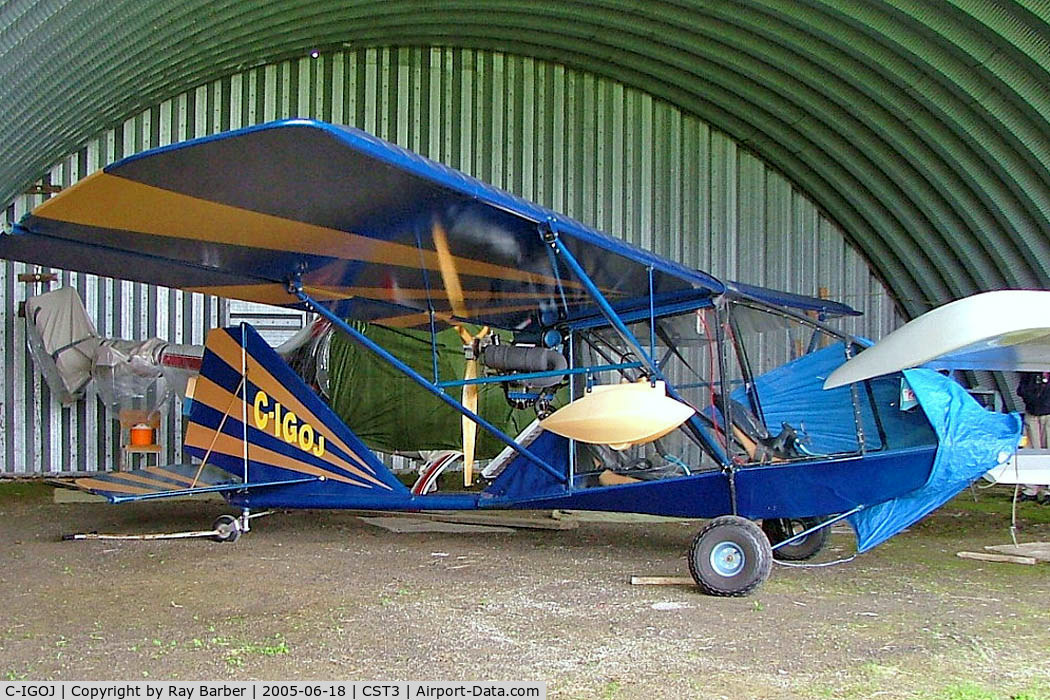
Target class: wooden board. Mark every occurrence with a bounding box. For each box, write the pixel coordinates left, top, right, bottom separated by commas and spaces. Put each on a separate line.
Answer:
956, 551, 1037, 565
984, 542, 1050, 562
350, 509, 578, 531
359, 516, 515, 535
630, 576, 696, 586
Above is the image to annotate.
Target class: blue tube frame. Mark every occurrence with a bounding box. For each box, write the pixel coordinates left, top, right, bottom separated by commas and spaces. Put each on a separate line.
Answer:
546, 224, 730, 466
437, 361, 644, 388
292, 284, 568, 485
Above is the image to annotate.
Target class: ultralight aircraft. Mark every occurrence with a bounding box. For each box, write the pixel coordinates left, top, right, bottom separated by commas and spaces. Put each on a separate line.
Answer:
0, 119, 1023, 596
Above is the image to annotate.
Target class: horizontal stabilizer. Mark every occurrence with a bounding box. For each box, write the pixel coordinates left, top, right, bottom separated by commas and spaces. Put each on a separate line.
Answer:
71, 463, 238, 503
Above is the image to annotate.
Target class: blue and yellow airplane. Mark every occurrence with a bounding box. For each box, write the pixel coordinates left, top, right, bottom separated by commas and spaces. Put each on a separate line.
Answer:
0, 120, 1021, 596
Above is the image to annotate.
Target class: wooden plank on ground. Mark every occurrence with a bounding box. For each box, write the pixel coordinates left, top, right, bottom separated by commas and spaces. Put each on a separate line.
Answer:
552, 509, 699, 524
957, 551, 1037, 565
984, 542, 1050, 562
425, 512, 577, 530
630, 576, 695, 586
359, 516, 515, 535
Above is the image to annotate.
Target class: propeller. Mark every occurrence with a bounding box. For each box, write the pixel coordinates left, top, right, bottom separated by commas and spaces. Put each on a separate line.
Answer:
433, 220, 489, 487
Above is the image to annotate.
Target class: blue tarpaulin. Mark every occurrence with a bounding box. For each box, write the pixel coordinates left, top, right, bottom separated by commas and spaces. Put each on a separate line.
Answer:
731, 343, 878, 454
848, 368, 1021, 553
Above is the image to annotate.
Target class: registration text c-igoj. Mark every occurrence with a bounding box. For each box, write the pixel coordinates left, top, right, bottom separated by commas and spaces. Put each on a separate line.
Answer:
253, 390, 326, 457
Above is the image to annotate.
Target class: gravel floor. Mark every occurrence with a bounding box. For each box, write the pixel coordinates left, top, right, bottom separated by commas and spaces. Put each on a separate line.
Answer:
1, 483, 1048, 699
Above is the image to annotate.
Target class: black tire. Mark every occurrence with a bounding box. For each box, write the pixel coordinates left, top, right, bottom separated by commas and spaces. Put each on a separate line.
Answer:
688, 515, 772, 597
762, 517, 829, 561
211, 514, 241, 543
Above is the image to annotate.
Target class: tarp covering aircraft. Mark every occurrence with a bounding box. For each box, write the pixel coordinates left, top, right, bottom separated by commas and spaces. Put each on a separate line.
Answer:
0, 119, 1021, 596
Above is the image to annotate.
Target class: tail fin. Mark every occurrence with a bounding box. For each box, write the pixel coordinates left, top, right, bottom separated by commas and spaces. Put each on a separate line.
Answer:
185, 324, 407, 493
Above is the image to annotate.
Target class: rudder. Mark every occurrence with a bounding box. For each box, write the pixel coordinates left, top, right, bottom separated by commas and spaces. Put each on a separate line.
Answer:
185, 324, 407, 494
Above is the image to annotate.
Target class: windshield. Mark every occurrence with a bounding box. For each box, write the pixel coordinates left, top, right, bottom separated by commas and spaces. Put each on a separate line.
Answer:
568, 297, 937, 484
723, 300, 937, 463
571, 307, 724, 479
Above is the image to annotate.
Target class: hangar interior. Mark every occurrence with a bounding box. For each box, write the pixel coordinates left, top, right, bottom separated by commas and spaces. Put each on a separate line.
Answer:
2, 1, 1048, 475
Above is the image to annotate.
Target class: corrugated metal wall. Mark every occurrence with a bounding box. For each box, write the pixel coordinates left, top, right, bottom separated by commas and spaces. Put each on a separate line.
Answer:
1, 46, 901, 476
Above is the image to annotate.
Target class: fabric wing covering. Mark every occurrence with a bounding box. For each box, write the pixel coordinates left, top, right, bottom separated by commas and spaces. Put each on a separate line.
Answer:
0, 119, 725, 332
848, 369, 1021, 553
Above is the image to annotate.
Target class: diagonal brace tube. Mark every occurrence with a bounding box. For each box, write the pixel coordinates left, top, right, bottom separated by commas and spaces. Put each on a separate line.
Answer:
769, 506, 863, 551
292, 286, 567, 484
546, 228, 730, 465
438, 361, 644, 389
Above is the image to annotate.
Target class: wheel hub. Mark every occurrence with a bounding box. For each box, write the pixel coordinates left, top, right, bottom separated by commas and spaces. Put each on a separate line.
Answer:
710, 541, 746, 577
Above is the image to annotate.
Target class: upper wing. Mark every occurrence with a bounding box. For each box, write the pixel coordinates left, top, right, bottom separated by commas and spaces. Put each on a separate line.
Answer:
1, 119, 723, 331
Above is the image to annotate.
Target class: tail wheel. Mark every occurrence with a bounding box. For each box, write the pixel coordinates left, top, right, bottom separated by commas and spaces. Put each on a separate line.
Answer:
211, 514, 241, 543
688, 516, 772, 597
761, 517, 829, 561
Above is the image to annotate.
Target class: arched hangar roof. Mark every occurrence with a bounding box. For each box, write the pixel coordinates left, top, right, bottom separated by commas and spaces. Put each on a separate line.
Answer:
3, 1, 1050, 319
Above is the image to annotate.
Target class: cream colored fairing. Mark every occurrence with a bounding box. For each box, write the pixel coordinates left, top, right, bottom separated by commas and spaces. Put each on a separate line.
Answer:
539, 380, 695, 449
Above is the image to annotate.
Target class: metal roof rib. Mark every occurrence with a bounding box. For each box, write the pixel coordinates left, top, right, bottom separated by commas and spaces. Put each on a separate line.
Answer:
3, 0, 1050, 320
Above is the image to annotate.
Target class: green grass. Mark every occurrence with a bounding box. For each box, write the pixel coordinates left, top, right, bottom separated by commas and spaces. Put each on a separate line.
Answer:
920, 682, 1050, 700
0, 481, 53, 503
927, 683, 1000, 700
948, 488, 1050, 526
805, 675, 1050, 700
222, 635, 290, 667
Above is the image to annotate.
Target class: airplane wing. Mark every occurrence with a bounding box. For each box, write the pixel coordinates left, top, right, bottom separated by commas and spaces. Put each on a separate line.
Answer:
0, 119, 726, 331
825, 290, 1050, 388
728, 281, 860, 318
1, 119, 858, 331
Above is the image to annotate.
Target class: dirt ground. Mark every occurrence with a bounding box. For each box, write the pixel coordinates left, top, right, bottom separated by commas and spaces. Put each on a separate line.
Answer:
0, 482, 1048, 699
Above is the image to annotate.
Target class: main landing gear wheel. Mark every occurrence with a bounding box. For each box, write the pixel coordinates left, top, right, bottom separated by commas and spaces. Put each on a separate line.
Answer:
210, 514, 241, 543
761, 517, 829, 561
688, 516, 772, 597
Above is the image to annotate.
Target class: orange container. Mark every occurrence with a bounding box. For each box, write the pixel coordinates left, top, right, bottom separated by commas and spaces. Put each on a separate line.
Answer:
129, 423, 155, 446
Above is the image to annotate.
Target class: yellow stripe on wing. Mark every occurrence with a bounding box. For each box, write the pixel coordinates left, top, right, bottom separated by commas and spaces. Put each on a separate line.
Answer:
182, 284, 596, 309
35, 172, 588, 294
106, 472, 183, 492
143, 466, 199, 487
182, 284, 356, 306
